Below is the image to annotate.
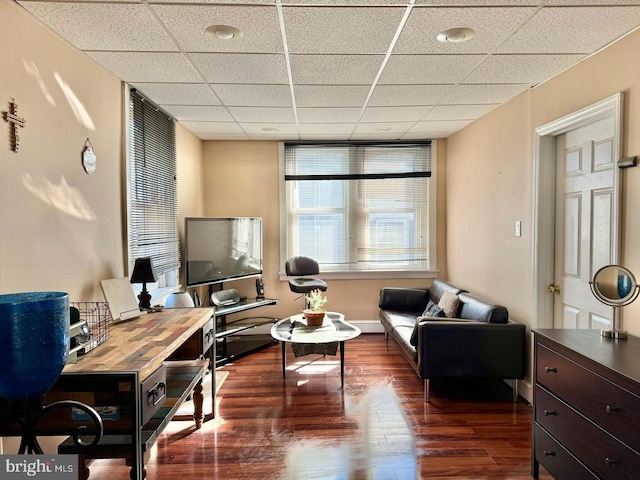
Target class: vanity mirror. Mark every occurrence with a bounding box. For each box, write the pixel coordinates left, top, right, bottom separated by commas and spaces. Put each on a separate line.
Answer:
589, 264, 640, 339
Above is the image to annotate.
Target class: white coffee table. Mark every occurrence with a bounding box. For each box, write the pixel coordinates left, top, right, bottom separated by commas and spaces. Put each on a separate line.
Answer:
270, 312, 361, 386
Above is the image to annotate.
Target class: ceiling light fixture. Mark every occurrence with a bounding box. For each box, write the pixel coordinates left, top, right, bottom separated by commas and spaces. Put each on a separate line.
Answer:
261, 127, 280, 132
437, 27, 475, 44
374, 128, 392, 132
205, 25, 244, 41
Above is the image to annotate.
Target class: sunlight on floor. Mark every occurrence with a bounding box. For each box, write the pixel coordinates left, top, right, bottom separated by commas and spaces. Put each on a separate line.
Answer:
286, 357, 340, 375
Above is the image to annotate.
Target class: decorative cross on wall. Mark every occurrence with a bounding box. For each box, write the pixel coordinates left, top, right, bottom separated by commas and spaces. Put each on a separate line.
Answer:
2, 98, 26, 153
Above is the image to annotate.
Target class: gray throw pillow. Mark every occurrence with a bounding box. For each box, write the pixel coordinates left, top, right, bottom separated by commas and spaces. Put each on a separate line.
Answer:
421, 299, 436, 317
411, 304, 446, 346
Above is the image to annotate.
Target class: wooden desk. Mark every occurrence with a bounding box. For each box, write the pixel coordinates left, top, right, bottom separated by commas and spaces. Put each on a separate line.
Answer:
1, 307, 215, 480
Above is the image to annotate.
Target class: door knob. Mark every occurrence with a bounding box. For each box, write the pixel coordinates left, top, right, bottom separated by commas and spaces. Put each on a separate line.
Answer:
548, 284, 561, 294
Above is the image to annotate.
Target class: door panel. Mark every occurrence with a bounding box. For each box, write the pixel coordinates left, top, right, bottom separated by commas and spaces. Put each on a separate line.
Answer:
554, 116, 615, 329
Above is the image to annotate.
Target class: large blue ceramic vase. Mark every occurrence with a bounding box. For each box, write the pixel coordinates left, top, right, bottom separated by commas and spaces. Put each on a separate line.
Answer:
0, 292, 69, 400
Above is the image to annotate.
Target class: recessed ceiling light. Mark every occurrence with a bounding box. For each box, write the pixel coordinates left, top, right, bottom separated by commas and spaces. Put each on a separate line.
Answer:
261, 127, 280, 132
205, 25, 244, 41
374, 128, 392, 132
437, 27, 475, 44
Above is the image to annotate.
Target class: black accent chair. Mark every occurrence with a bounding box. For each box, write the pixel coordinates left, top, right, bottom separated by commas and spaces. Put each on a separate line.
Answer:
285, 256, 327, 308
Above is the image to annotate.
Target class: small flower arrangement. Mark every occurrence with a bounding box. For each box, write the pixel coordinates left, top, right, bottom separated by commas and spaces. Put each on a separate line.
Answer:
307, 289, 328, 312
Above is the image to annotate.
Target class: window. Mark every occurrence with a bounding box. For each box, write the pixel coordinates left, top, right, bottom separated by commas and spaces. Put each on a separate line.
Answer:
127, 89, 179, 287
282, 142, 434, 274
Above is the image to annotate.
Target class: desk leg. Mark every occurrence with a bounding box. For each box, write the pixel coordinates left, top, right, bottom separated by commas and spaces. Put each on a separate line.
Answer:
281, 341, 286, 378
193, 379, 204, 429
340, 341, 345, 388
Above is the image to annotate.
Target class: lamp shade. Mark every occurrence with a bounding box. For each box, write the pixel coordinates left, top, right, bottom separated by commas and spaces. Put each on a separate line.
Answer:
130, 257, 158, 284
165, 292, 195, 308
0, 292, 69, 400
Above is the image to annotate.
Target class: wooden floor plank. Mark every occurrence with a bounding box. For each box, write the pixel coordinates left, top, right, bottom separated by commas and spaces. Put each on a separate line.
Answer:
82, 334, 552, 479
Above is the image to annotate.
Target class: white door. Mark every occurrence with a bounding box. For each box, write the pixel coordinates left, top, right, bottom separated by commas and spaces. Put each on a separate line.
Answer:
553, 116, 616, 329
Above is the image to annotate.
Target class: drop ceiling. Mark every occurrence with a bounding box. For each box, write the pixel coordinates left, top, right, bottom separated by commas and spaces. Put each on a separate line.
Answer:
16, 0, 640, 141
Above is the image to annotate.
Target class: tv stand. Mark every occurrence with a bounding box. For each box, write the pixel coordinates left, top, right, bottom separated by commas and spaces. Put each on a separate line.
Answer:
215, 297, 277, 366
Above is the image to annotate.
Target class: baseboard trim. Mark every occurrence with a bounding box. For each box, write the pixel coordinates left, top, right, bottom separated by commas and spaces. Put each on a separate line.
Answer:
349, 320, 384, 334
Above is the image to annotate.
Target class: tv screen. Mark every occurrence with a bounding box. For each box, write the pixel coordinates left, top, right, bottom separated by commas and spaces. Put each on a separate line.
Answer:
185, 217, 263, 288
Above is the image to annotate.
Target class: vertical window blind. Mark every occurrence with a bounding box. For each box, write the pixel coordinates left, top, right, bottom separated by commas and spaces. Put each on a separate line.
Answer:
128, 89, 179, 276
284, 142, 432, 272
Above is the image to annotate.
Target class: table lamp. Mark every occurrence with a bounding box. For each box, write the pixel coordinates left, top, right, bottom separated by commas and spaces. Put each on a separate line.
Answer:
130, 257, 157, 310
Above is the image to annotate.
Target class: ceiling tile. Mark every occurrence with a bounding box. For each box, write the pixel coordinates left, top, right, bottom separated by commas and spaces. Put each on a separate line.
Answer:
423, 104, 499, 121
180, 121, 244, 134
396, 7, 536, 54
439, 84, 529, 105
162, 105, 234, 122
283, 6, 405, 54
464, 54, 586, 84
18, 2, 178, 52
405, 120, 474, 136
286, 0, 406, 4
227, 106, 296, 123
197, 133, 250, 140
353, 122, 414, 135
368, 85, 452, 106
297, 108, 362, 123
290, 54, 385, 85
361, 106, 431, 122
498, 6, 640, 54
86, 52, 202, 83
190, 53, 289, 84
294, 85, 370, 108
152, 4, 283, 53
299, 123, 357, 135
379, 55, 485, 84
130, 83, 221, 106
211, 84, 292, 107
239, 124, 299, 135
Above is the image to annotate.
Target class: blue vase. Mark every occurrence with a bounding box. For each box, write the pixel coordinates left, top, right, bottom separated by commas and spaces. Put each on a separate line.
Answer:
618, 274, 632, 299
0, 292, 69, 400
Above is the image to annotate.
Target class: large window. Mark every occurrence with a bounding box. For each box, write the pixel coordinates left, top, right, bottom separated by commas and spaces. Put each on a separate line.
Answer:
127, 89, 179, 286
283, 142, 434, 274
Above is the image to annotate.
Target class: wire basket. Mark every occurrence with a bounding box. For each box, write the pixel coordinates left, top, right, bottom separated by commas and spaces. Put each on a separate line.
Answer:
70, 301, 112, 355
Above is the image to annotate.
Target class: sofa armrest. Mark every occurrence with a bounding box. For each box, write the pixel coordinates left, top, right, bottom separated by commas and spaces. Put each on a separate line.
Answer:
379, 287, 429, 313
416, 320, 526, 380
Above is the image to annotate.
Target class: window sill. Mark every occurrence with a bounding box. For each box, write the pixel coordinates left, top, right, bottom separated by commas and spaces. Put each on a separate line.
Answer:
278, 270, 438, 282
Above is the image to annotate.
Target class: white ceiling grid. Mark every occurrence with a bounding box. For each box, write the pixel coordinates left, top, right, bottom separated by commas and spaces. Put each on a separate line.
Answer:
15, 0, 640, 141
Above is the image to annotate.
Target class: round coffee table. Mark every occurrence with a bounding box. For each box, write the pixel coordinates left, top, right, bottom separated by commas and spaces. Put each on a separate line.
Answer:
270, 312, 361, 386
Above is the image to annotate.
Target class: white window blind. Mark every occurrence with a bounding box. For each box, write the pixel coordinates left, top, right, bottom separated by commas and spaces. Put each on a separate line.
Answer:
128, 89, 179, 276
284, 142, 432, 272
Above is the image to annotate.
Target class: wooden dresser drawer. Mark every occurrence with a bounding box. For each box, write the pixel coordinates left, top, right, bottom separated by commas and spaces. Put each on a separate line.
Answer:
537, 343, 640, 449
535, 385, 640, 480
534, 423, 597, 480
141, 365, 166, 425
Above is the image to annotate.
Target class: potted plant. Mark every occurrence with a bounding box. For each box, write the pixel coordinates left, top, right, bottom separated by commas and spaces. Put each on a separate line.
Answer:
303, 289, 328, 327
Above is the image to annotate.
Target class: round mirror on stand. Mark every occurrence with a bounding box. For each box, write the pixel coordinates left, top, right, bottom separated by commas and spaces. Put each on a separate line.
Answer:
589, 265, 640, 339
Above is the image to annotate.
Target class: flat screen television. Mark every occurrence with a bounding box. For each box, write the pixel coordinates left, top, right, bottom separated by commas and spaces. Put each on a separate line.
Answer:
185, 217, 263, 288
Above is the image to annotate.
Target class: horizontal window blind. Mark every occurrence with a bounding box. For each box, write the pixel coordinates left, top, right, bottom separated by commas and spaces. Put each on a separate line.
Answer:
128, 90, 179, 276
284, 143, 431, 272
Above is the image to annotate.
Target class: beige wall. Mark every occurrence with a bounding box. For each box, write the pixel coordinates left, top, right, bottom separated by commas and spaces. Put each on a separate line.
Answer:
446, 28, 640, 339
201, 139, 448, 321
0, 0, 124, 300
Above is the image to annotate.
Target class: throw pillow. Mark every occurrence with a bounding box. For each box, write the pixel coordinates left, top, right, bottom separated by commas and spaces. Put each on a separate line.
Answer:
421, 299, 435, 317
438, 291, 461, 318
411, 304, 446, 346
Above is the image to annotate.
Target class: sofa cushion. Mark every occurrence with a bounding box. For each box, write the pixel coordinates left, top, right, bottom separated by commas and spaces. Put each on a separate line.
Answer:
379, 287, 429, 312
428, 279, 467, 304
458, 292, 509, 323
438, 291, 461, 318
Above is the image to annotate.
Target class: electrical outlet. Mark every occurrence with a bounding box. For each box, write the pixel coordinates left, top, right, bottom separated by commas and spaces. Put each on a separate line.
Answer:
515, 220, 522, 237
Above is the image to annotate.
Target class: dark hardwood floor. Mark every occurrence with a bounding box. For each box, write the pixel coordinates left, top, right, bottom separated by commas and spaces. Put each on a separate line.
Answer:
85, 334, 551, 479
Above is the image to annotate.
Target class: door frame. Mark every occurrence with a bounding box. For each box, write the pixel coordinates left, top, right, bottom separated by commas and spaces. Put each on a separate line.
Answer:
531, 92, 623, 330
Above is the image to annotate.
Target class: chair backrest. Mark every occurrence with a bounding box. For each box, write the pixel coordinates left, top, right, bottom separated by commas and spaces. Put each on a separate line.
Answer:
285, 256, 320, 277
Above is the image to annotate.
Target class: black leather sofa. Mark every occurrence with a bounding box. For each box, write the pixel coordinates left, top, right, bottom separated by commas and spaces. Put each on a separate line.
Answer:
379, 279, 526, 402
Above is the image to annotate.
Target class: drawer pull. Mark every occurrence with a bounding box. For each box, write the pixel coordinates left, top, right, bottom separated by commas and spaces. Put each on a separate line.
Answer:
605, 405, 618, 414
605, 458, 616, 466
147, 382, 166, 406
543, 409, 557, 416
545, 367, 557, 373
543, 450, 555, 458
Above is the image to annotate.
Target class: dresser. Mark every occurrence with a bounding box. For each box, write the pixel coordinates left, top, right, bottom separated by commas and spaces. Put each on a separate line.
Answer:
532, 329, 640, 480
